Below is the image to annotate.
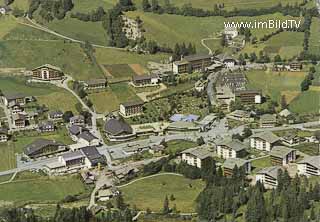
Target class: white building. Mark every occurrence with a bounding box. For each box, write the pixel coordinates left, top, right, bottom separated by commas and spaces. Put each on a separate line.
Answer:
181, 146, 213, 168
297, 156, 320, 176
216, 139, 247, 159
270, 146, 296, 166
224, 26, 238, 40
250, 131, 280, 152
256, 166, 283, 189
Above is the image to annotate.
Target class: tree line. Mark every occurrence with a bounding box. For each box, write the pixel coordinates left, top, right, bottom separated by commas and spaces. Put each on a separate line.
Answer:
28, 0, 74, 21
141, 0, 311, 18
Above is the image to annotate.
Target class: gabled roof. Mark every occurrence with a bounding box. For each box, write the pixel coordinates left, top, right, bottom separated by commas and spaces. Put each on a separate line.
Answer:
38, 121, 54, 129
257, 166, 283, 179
270, 146, 296, 158
181, 146, 213, 160
84, 79, 107, 85
69, 125, 82, 135
250, 131, 280, 144
260, 114, 276, 122
104, 119, 133, 136
78, 131, 98, 142
298, 156, 320, 169
217, 139, 246, 152
81, 146, 105, 165
121, 101, 144, 107
223, 158, 249, 169
32, 64, 62, 72
49, 110, 63, 117
2, 92, 26, 101
62, 150, 85, 161
24, 139, 64, 156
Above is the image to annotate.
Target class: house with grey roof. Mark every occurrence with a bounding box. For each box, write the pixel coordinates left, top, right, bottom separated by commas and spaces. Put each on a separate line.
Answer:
173, 54, 213, 74
78, 131, 100, 146
297, 156, 320, 176
223, 158, 251, 177
250, 131, 280, 151
216, 139, 247, 159
12, 113, 27, 128
48, 110, 63, 121
70, 115, 85, 126
132, 74, 159, 87
38, 121, 55, 133
83, 79, 107, 90
167, 121, 200, 132
24, 139, 67, 159
270, 146, 296, 166
81, 146, 106, 167
0, 127, 8, 142
1, 92, 27, 108
260, 114, 277, 128
256, 166, 283, 188
104, 118, 136, 142
32, 64, 64, 81
119, 101, 144, 117
181, 145, 214, 168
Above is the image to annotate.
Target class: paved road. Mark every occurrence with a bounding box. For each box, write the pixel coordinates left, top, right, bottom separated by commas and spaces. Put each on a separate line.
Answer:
252, 121, 319, 133
207, 71, 221, 106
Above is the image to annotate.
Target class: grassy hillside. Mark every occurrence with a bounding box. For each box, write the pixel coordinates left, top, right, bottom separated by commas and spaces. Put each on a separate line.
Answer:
126, 11, 303, 53
309, 17, 320, 56
0, 40, 103, 80
289, 90, 320, 114
246, 70, 306, 104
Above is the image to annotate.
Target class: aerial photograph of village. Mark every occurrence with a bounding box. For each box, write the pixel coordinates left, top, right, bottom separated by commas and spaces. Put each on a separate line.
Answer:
0, 0, 319, 221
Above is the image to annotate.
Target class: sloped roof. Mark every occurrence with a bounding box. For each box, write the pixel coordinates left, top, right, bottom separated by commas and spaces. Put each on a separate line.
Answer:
2, 92, 26, 100
257, 166, 283, 179
270, 146, 296, 158
81, 146, 105, 165
217, 139, 246, 152
223, 158, 249, 169
84, 79, 107, 85
182, 146, 213, 159
24, 139, 64, 156
298, 156, 320, 169
250, 131, 280, 144
32, 64, 62, 72
104, 119, 133, 135
78, 131, 98, 142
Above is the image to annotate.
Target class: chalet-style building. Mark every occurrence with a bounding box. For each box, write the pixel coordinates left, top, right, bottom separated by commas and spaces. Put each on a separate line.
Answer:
215, 54, 238, 68
0, 128, 8, 142
270, 146, 296, 166
297, 156, 320, 176
24, 139, 67, 159
1, 92, 27, 107
132, 74, 159, 87
70, 115, 85, 126
104, 118, 136, 141
216, 139, 247, 159
68, 125, 85, 141
83, 79, 107, 90
173, 54, 212, 74
256, 166, 283, 189
12, 113, 26, 128
77, 131, 100, 146
223, 158, 251, 177
227, 110, 251, 122
250, 131, 280, 151
32, 64, 64, 81
80, 146, 105, 167
10, 104, 24, 114
181, 146, 213, 168
48, 110, 63, 121
289, 61, 302, 71
119, 101, 144, 117
281, 133, 302, 146
260, 114, 277, 128
197, 114, 217, 132
97, 187, 119, 201
235, 89, 262, 104
38, 121, 55, 133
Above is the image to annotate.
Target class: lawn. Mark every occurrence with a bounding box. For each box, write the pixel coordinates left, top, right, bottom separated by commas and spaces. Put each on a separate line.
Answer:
125, 11, 302, 52
165, 140, 198, 155
0, 77, 79, 112
88, 83, 141, 114
0, 40, 103, 80
0, 15, 19, 39
241, 31, 304, 59
119, 174, 205, 212
288, 90, 320, 114
309, 17, 320, 56
0, 174, 13, 183
95, 48, 168, 69
0, 174, 86, 203
293, 143, 319, 156
246, 69, 306, 104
